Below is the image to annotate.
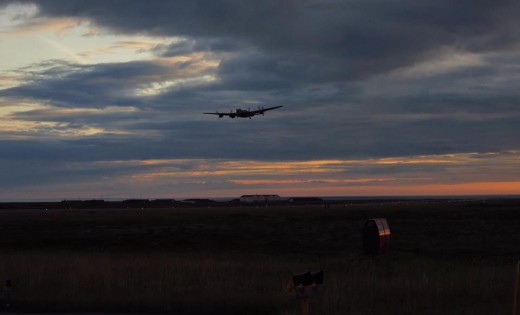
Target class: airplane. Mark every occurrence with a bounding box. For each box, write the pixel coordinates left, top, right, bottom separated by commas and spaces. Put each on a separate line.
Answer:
204, 105, 282, 119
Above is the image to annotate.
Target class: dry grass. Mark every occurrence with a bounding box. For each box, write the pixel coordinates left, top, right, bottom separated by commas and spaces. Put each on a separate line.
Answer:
0, 251, 291, 314
319, 256, 514, 315
0, 250, 516, 314
2, 200, 520, 314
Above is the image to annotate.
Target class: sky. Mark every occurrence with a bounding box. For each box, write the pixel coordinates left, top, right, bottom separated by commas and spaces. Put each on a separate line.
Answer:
1, 0, 520, 200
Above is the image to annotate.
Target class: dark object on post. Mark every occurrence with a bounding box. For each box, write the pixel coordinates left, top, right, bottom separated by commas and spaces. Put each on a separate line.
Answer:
289, 271, 324, 299
363, 218, 391, 255
293, 271, 313, 287
292, 271, 324, 287
311, 270, 324, 285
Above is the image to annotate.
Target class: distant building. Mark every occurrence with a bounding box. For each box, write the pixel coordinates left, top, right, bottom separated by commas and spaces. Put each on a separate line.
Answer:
240, 195, 281, 203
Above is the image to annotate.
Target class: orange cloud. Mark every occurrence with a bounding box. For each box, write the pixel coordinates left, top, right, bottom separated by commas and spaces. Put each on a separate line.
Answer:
89, 152, 520, 197
10, 17, 84, 35
230, 178, 400, 185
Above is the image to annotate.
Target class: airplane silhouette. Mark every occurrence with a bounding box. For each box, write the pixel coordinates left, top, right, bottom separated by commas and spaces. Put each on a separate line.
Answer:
204, 105, 282, 119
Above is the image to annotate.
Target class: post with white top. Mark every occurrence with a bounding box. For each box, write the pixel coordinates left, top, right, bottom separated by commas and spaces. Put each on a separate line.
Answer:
286, 271, 324, 315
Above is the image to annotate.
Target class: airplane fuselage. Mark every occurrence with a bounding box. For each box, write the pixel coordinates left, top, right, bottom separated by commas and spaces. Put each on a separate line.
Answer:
236, 109, 255, 118
205, 105, 282, 119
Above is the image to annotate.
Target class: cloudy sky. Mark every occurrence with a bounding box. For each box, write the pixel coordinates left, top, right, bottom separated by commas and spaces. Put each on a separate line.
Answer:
1, 0, 520, 200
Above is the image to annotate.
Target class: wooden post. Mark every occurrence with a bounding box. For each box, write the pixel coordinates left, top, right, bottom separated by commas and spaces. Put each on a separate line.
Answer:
513, 261, 520, 315
300, 297, 310, 315
288, 271, 323, 315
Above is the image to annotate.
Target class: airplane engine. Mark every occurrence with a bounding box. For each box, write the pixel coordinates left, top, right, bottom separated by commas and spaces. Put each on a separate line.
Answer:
230, 114, 236, 118
219, 114, 224, 118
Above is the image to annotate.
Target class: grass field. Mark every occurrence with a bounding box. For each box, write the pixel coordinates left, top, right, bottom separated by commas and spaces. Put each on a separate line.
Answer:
1, 199, 520, 314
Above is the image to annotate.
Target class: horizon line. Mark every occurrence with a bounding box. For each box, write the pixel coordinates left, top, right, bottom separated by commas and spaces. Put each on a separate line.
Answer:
1, 193, 520, 203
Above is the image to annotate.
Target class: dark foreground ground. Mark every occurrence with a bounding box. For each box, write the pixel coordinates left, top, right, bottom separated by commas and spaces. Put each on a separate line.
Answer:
2, 198, 520, 260
1, 198, 520, 314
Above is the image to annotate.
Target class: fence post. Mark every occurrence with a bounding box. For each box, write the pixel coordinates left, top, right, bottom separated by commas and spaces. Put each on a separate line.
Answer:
513, 261, 520, 315
300, 297, 310, 315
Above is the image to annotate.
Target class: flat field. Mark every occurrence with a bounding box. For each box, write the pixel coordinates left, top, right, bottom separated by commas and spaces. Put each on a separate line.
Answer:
1, 198, 520, 314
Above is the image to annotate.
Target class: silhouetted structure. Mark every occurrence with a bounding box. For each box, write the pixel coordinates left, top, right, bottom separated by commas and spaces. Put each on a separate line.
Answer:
240, 195, 281, 203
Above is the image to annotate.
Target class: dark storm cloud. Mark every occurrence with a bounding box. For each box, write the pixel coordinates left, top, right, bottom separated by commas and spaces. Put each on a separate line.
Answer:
2, 0, 520, 197
1, 60, 177, 108
5, 0, 520, 99
2, 60, 144, 108
8, 0, 520, 82
154, 37, 244, 57
7, 59, 520, 161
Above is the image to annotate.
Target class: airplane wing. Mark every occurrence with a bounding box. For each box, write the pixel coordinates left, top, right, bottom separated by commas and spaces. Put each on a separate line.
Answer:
251, 105, 283, 115
204, 112, 236, 118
